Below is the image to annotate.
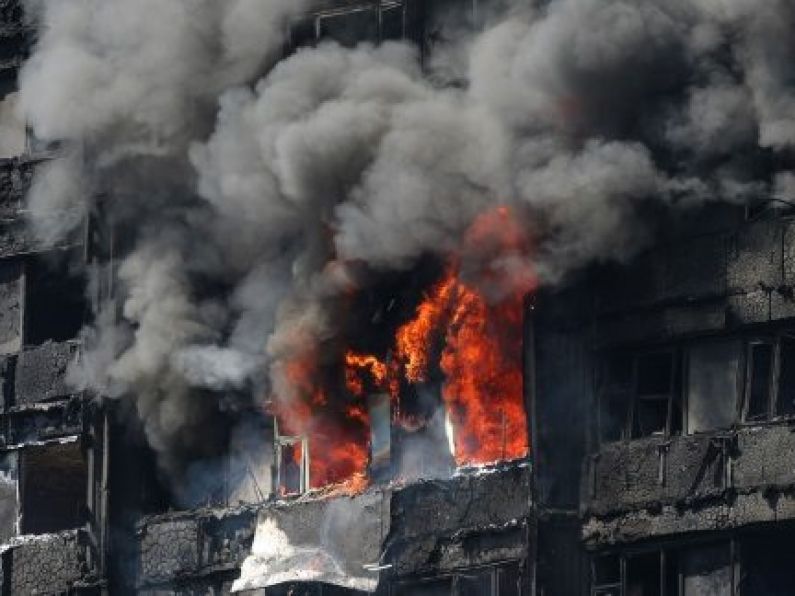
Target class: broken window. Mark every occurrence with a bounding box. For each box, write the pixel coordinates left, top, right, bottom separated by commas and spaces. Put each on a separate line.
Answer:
744, 340, 774, 421
394, 578, 453, 596
679, 542, 732, 596
776, 336, 795, 417
263, 585, 368, 596
19, 440, 87, 534
381, 3, 406, 41
633, 351, 679, 438
591, 555, 620, 596
24, 252, 88, 347
591, 543, 732, 596
596, 349, 682, 442
394, 563, 520, 596
627, 552, 662, 596
368, 392, 392, 480
289, 17, 318, 50
274, 422, 309, 496
686, 340, 741, 434
597, 353, 632, 443
318, 8, 378, 47
741, 529, 795, 594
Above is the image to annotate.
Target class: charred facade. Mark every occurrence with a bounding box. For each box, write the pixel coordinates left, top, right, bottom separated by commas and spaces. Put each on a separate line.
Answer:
1, 1, 795, 595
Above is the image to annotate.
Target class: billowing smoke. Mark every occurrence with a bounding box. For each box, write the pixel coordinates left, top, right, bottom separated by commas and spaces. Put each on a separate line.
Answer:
16, 0, 795, 497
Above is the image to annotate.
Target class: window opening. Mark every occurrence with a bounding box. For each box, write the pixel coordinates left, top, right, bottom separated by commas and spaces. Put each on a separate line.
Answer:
598, 353, 632, 443
592, 555, 621, 596
627, 552, 661, 596
680, 542, 732, 596
633, 352, 676, 438
776, 336, 795, 417
686, 341, 741, 434
24, 252, 88, 347
19, 441, 87, 534
274, 422, 309, 496
745, 341, 774, 421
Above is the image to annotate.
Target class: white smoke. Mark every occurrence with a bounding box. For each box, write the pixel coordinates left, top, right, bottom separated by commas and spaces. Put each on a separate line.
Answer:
17, 0, 795, 488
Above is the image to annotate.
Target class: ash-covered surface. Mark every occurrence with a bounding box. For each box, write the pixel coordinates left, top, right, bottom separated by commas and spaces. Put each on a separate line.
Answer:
4, 530, 96, 594
137, 507, 257, 588
583, 423, 795, 546
135, 463, 532, 591
234, 490, 388, 593
14, 340, 79, 405
138, 519, 200, 585
386, 462, 532, 577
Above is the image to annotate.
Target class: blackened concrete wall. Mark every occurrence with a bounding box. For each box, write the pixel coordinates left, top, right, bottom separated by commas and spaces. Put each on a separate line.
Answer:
583, 423, 795, 547
595, 216, 795, 347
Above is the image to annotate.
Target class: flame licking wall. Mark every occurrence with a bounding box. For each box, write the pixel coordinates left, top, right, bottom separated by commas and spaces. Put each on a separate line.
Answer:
14, 0, 795, 501
276, 205, 534, 489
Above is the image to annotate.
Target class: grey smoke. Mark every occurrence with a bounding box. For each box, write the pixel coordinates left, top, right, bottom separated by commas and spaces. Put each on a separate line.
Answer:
25, 153, 88, 247
17, 0, 795, 487
172, 346, 259, 391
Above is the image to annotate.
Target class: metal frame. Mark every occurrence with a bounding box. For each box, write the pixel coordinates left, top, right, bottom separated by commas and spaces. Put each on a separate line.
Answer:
596, 326, 795, 448
274, 419, 310, 495
590, 537, 739, 596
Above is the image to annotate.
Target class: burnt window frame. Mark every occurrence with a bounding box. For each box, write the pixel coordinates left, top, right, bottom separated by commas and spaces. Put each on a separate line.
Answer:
285, 1, 408, 54
742, 337, 777, 422
21, 249, 89, 348
683, 337, 744, 436
596, 349, 682, 445
597, 329, 795, 447
590, 538, 738, 596
739, 331, 795, 424
631, 349, 680, 439
391, 561, 522, 596
18, 439, 89, 535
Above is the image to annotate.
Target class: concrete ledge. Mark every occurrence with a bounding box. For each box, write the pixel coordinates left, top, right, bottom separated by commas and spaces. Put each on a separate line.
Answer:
582, 423, 795, 546
583, 487, 795, 548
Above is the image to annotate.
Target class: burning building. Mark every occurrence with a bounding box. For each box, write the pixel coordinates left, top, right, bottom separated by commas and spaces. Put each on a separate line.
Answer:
0, 0, 795, 594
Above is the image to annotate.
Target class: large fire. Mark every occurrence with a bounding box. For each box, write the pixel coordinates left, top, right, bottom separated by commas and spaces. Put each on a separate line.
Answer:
273, 207, 535, 492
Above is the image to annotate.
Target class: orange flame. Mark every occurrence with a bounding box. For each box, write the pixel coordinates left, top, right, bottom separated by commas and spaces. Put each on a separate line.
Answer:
395, 275, 456, 383
440, 276, 529, 464
344, 352, 393, 397
274, 351, 369, 490
275, 206, 534, 492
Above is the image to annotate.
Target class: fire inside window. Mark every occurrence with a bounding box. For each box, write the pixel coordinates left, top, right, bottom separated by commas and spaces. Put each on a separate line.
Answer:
273, 208, 532, 496
274, 425, 310, 496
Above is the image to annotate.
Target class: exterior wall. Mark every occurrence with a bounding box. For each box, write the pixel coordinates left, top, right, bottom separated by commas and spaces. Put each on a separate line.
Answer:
135, 464, 533, 594
582, 423, 795, 547
387, 463, 533, 580
137, 509, 256, 591
580, 211, 795, 592
5, 530, 97, 594
595, 214, 795, 348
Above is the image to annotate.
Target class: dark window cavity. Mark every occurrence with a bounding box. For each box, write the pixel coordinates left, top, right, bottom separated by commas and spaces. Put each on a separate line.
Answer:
24, 252, 87, 347
745, 341, 774, 421
686, 341, 741, 434
19, 441, 87, 534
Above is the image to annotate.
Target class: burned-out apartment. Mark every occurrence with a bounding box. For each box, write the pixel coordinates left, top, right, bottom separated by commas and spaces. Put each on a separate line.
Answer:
2, 0, 795, 595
